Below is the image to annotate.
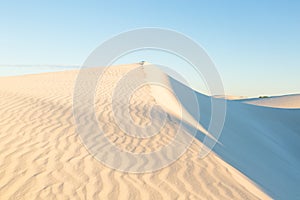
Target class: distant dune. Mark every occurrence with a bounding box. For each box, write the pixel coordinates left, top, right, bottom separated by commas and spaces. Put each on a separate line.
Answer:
241, 94, 300, 109
0, 63, 299, 199
213, 95, 248, 100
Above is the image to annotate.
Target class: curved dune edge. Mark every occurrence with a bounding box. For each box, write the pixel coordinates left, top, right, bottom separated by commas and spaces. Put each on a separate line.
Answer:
0, 64, 270, 199
213, 155, 269, 200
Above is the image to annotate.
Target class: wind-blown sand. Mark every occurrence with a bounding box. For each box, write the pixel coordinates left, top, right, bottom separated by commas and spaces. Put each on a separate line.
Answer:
0, 63, 297, 199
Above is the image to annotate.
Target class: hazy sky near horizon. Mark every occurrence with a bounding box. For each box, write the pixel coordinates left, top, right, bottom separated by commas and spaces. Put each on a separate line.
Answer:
1, 0, 299, 96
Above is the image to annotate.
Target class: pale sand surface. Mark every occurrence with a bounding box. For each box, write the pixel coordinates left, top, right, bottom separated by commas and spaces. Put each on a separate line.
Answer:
213, 95, 248, 100
0, 64, 270, 199
242, 94, 300, 108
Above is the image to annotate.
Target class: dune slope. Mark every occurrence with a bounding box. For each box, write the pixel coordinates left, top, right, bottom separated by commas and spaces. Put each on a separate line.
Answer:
0, 63, 275, 199
163, 74, 300, 199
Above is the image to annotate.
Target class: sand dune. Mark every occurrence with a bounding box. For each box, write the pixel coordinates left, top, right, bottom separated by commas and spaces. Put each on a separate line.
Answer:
213, 95, 247, 100
0, 63, 289, 199
158, 70, 300, 199
241, 94, 300, 109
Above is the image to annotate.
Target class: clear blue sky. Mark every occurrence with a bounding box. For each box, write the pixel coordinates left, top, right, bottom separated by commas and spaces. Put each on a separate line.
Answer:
1, 0, 299, 96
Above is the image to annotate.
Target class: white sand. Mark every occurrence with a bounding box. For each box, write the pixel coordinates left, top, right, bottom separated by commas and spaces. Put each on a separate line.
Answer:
242, 94, 300, 108
0, 63, 275, 199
